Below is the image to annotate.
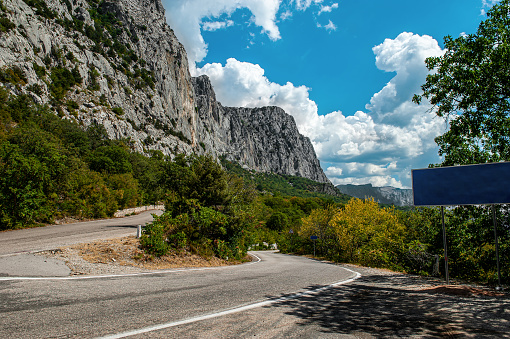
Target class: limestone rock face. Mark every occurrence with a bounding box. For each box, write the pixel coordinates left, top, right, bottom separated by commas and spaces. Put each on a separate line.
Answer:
193, 75, 329, 183
0, 0, 329, 184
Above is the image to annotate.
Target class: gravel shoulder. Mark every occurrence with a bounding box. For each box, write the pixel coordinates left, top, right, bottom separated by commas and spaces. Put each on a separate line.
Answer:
35, 235, 245, 276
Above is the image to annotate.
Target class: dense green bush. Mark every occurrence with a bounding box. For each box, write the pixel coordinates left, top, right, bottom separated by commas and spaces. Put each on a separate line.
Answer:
23, 0, 56, 19
140, 155, 257, 260
0, 66, 27, 86
49, 66, 82, 100
140, 215, 168, 256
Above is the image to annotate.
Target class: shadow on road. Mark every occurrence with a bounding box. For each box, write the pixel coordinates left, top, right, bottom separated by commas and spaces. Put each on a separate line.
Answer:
267, 269, 510, 338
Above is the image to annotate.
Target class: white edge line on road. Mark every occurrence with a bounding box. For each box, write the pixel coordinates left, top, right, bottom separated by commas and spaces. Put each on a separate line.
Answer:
97, 266, 361, 339
0, 253, 262, 281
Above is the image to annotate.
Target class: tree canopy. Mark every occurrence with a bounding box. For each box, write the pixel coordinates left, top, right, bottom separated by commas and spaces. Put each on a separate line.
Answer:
413, 0, 510, 165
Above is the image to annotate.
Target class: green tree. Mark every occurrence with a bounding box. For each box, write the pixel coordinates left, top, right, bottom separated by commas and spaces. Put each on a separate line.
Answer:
266, 212, 288, 231
164, 154, 230, 208
88, 144, 133, 174
413, 0, 510, 165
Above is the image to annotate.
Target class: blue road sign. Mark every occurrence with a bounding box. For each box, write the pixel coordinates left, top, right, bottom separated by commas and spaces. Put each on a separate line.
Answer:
412, 162, 510, 206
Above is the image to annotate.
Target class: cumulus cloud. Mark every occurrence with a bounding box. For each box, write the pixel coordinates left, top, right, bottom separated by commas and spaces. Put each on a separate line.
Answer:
317, 33, 445, 187
163, 0, 282, 63
325, 162, 404, 188
196, 58, 321, 136
368, 32, 443, 124
196, 33, 446, 188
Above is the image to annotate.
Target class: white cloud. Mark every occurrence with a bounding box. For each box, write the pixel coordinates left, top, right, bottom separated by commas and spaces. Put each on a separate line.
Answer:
482, 0, 501, 6
196, 58, 321, 136
325, 162, 404, 188
317, 32, 445, 187
481, 0, 501, 14
316, 19, 337, 31
295, 0, 324, 11
323, 20, 337, 31
163, 0, 282, 63
196, 32, 446, 188
318, 3, 338, 15
280, 10, 293, 20
202, 20, 234, 31
368, 33, 444, 123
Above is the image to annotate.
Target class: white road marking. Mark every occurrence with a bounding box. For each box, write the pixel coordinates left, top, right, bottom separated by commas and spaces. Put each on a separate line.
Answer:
0, 253, 262, 281
97, 266, 361, 339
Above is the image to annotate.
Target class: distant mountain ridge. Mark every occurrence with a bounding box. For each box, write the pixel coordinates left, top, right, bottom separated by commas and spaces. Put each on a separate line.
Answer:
336, 184, 413, 206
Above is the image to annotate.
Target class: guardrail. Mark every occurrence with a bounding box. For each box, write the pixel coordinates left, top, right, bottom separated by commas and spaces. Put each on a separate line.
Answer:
113, 204, 165, 218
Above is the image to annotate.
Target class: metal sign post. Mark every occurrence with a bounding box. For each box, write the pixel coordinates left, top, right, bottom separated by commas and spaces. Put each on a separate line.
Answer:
441, 207, 449, 285
492, 205, 502, 287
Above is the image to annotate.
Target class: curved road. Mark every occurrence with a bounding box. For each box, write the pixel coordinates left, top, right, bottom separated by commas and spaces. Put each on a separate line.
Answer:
0, 210, 163, 256
0, 251, 358, 338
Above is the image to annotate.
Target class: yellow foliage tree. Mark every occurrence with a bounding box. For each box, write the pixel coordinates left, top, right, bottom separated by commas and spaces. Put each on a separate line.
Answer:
330, 198, 406, 269
300, 205, 337, 239
300, 205, 339, 257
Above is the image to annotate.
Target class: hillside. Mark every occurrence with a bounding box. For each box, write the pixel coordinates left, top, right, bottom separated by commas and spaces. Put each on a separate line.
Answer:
0, 0, 328, 183
221, 158, 351, 204
336, 183, 413, 206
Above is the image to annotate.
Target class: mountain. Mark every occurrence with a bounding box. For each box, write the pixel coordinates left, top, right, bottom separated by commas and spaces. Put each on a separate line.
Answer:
0, 0, 328, 183
336, 184, 413, 207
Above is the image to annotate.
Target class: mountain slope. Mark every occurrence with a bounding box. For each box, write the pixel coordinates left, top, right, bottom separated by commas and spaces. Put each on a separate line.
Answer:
0, 0, 329, 183
336, 184, 413, 206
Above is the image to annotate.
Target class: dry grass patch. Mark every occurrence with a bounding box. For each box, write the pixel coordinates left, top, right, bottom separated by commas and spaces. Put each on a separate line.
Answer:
50, 236, 249, 274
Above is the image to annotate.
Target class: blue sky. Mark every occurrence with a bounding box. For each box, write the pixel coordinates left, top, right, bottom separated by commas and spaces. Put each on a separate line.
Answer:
162, 0, 500, 188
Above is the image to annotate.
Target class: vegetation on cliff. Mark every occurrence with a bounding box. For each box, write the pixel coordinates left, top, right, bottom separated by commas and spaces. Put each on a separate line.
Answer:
0, 90, 166, 228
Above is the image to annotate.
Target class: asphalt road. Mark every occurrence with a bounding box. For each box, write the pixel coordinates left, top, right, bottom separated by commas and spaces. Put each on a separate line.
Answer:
0, 251, 358, 338
0, 210, 163, 257
1, 215, 507, 338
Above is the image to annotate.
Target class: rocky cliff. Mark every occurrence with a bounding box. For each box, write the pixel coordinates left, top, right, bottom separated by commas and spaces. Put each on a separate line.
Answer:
0, 0, 329, 183
193, 75, 328, 183
336, 184, 413, 206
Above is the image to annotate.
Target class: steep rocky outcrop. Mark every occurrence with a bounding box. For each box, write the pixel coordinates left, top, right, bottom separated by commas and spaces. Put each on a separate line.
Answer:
0, 0, 329, 183
193, 75, 329, 183
336, 184, 413, 206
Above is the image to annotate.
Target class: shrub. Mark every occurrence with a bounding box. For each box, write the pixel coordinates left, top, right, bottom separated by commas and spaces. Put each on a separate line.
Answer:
0, 17, 15, 33
112, 106, 124, 115
88, 67, 100, 91
49, 66, 81, 100
0, 66, 27, 86
140, 216, 168, 256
